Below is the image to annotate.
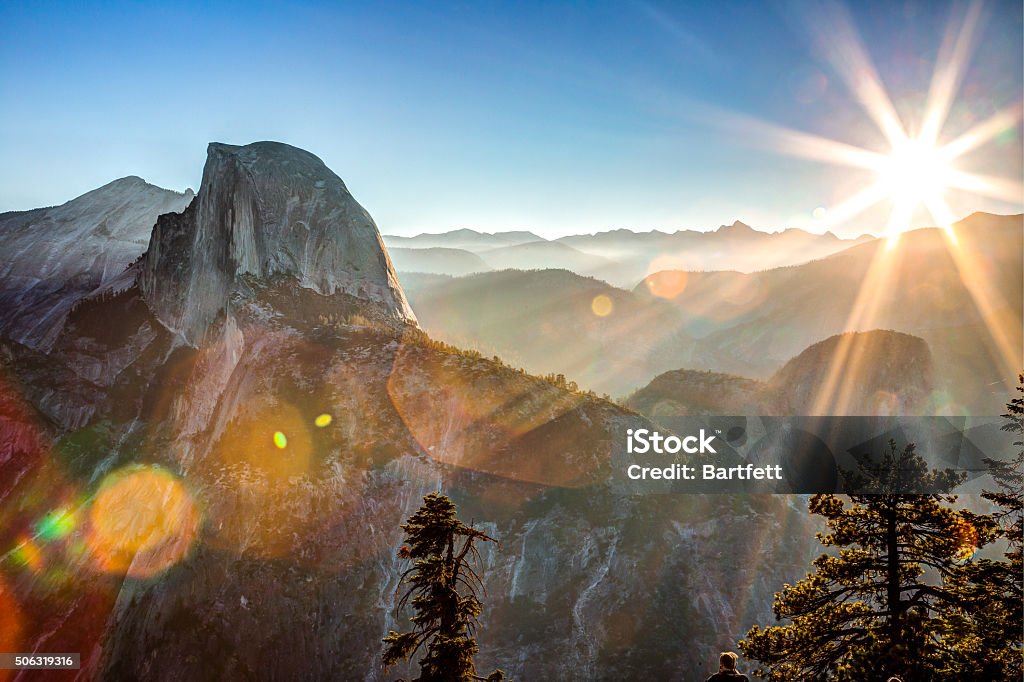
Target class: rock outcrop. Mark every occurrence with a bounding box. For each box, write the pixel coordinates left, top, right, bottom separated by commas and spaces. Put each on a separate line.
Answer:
139, 142, 416, 345
768, 329, 934, 415
626, 329, 935, 417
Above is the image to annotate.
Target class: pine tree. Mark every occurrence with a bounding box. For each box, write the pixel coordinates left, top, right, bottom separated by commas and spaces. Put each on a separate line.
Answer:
945, 373, 1024, 679
740, 440, 996, 681
383, 493, 507, 682
987, 373, 1024, 608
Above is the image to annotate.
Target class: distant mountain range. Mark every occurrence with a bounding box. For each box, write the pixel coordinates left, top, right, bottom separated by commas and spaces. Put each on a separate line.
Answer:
402, 212, 1021, 414
383, 222, 874, 287
388, 247, 491, 276
400, 269, 694, 397
634, 212, 1022, 414
385, 228, 544, 251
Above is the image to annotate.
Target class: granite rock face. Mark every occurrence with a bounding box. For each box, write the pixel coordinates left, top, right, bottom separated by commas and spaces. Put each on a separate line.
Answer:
0, 142, 819, 682
139, 142, 416, 344
0, 177, 193, 349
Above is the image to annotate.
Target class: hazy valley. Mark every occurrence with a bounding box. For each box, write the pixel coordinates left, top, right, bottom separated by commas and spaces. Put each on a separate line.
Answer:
399, 213, 1020, 415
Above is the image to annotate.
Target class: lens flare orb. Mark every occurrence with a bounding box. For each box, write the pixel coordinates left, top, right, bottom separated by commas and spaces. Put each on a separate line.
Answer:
87, 466, 201, 579
36, 508, 77, 541
644, 270, 689, 300
590, 294, 614, 317
12, 537, 43, 573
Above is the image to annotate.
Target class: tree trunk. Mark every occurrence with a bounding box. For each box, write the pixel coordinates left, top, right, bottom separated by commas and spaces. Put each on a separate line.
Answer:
440, 533, 457, 638
886, 497, 902, 644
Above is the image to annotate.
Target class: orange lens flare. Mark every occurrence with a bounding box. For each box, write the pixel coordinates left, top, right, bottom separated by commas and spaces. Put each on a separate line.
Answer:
12, 537, 44, 573
644, 270, 689, 300
202, 398, 323, 558
87, 466, 201, 579
212, 402, 314, 478
590, 294, 614, 317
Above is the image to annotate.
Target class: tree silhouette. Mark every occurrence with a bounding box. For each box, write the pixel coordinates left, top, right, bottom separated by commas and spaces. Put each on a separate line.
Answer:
383, 492, 507, 682
740, 440, 996, 681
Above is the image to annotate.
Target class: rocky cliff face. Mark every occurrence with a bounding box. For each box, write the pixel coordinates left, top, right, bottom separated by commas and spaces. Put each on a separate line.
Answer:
0, 177, 192, 349
1, 278, 818, 681
139, 142, 415, 345
0, 142, 817, 681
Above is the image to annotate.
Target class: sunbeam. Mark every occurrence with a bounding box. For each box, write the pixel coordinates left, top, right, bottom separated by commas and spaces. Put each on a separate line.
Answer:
808, 0, 908, 148
919, 2, 983, 145
939, 104, 1024, 161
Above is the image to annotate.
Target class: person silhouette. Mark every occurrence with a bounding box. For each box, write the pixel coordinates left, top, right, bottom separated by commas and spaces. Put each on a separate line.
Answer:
706, 652, 749, 682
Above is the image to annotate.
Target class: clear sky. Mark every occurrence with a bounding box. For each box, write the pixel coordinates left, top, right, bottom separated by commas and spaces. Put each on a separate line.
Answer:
1, 0, 1021, 237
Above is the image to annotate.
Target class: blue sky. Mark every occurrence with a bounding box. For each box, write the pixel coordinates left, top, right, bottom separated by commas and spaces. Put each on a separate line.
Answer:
1, 0, 1021, 237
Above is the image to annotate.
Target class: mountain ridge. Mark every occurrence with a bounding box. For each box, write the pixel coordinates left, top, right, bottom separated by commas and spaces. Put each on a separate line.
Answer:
383, 219, 886, 242
0, 175, 194, 218
634, 212, 1022, 413
625, 330, 935, 417
385, 219, 879, 286
0, 176, 194, 349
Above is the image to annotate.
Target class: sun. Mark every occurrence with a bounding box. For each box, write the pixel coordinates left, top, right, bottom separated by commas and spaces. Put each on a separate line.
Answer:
699, 1, 1023, 415
708, 3, 1022, 242
876, 138, 955, 214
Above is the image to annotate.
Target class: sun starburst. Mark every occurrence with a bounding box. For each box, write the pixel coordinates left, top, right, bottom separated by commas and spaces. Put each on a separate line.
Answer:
707, 1, 1022, 242
797, 1, 1022, 414
694, 1, 1022, 415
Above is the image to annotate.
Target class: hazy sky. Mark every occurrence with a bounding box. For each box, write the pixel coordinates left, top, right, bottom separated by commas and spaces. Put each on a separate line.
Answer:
1, 0, 1021, 237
